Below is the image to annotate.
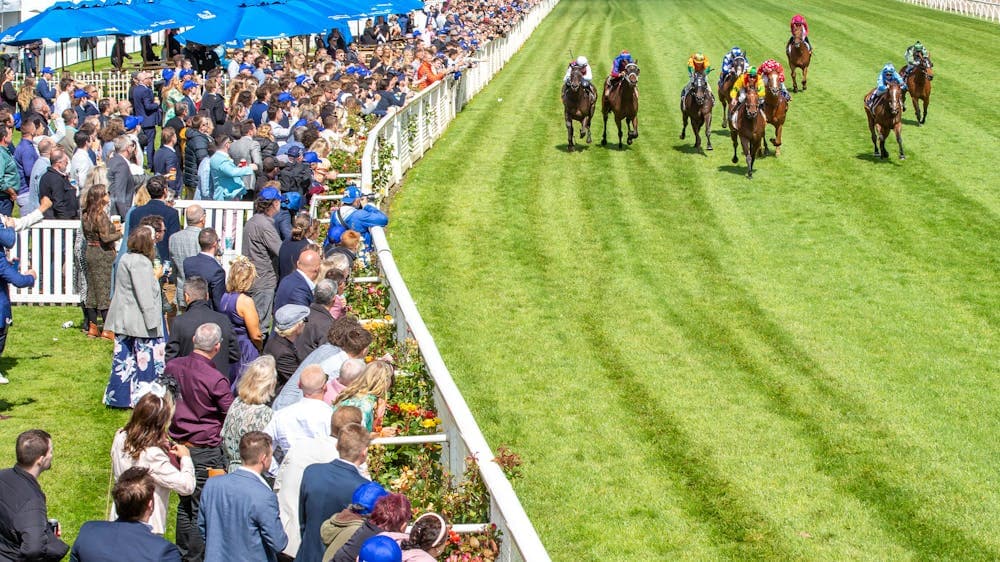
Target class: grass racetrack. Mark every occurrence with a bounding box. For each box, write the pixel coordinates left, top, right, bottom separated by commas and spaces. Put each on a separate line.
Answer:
388, 0, 999, 559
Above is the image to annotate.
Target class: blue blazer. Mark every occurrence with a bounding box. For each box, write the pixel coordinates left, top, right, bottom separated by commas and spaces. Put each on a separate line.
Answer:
132, 84, 161, 128
198, 469, 287, 562
152, 146, 181, 192
273, 271, 313, 312
183, 253, 226, 311
0, 253, 35, 324
127, 200, 181, 263
296, 460, 368, 562
70, 520, 181, 562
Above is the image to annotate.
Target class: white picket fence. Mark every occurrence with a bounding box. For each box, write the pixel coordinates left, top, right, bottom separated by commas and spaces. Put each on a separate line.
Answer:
900, 0, 1000, 21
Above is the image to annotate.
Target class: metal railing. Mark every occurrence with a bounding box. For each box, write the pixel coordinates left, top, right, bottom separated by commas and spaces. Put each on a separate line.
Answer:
900, 0, 1000, 21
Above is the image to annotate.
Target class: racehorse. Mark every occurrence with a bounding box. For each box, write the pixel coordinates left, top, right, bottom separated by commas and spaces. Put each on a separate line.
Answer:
563, 65, 596, 151
787, 26, 811, 92
865, 82, 905, 159
601, 62, 640, 149
904, 53, 933, 125
719, 56, 747, 129
761, 70, 788, 156
729, 87, 766, 178
680, 71, 714, 151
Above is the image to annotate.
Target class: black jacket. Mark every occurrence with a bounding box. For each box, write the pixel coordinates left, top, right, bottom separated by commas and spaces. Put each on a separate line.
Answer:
183, 129, 210, 190
0, 466, 69, 561
164, 299, 241, 380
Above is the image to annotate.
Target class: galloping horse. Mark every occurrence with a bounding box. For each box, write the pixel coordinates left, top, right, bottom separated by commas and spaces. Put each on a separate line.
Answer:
730, 87, 766, 178
761, 70, 788, 156
720, 56, 747, 129
904, 53, 933, 125
563, 65, 596, 151
865, 82, 905, 159
601, 62, 640, 149
787, 26, 811, 92
680, 71, 714, 151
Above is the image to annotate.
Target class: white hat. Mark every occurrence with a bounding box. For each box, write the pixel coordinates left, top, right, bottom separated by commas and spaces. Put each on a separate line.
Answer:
576, 55, 588, 66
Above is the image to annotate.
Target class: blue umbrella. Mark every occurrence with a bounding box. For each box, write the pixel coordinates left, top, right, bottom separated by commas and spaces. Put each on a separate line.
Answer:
0, 1, 143, 44
75, 0, 216, 34
178, 0, 336, 46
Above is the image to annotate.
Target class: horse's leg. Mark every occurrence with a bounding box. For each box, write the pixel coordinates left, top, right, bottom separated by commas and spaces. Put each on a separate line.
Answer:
790, 66, 799, 93
602, 107, 609, 146
629, 115, 638, 141
566, 115, 574, 151
681, 110, 689, 140
721, 97, 729, 129
868, 116, 879, 156
895, 123, 905, 160
877, 124, 888, 159
774, 123, 783, 157
743, 136, 754, 178
761, 133, 769, 156
802, 66, 808, 91
692, 119, 701, 150
705, 112, 713, 151
731, 130, 739, 164
921, 96, 929, 124
616, 116, 623, 149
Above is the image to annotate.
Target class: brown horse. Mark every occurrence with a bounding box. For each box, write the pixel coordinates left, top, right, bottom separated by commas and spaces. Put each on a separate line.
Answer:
680, 71, 714, 151
730, 87, 766, 178
719, 56, 746, 129
761, 70, 789, 156
787, 26, 811, 92
865, 82, 905, 159
904, 54, 933, 125
601, 62, 639, 149
562, 65, 596, 151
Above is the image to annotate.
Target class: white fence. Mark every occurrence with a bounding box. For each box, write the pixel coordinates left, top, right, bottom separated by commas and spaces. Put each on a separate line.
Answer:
900, 0, 1000, 21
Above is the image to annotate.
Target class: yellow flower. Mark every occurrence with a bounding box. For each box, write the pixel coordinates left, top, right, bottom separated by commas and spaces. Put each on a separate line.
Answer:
399, 402, 418, 413
433, 417, 442, 425
365, 355, 373, 363
420, 419, 437, 429
384, 315, 393, 321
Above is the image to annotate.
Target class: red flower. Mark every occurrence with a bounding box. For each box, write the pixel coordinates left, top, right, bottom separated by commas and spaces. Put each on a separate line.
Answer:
448, 530, 461, 545
422, 410, 437, 419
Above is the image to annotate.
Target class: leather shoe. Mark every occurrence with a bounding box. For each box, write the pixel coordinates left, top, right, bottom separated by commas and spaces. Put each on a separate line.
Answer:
100, 330, 115, 341
87, 323, 100, 338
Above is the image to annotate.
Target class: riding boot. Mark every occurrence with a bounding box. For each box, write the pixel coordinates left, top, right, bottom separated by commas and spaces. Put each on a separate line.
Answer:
805, 36, 813, 52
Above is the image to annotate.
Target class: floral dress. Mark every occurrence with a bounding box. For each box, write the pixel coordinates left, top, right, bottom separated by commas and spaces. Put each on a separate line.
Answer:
335, 394, 378, 432
221, 398, 274, 471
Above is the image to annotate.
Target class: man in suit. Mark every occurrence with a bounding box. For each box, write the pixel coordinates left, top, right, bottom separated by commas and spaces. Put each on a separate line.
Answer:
0, 430, 68, 561
165, 277, 240, 381
169, 205, 205, 311
107, 135, 138, 219
296, 423, 371, 562
131, 71, 161, 164
274, 249, 320, 312
153, 127, 182, 194
128, 175, 181, 264
71, 467, 182, 561
296, 279, 339, 358
183, 228, 226, 311
0, 226, 36, 384
199, 432, 287, 562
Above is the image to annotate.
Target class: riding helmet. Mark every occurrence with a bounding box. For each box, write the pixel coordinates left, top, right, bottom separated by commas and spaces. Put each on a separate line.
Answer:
747, 66, 758, 76
694, 53, 705, 62
577, 55, 588, 66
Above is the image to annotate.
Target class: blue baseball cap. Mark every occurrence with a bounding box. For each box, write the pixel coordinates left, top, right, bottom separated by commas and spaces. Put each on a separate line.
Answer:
162, 69, 175, 81
341, 185, 364, 204
258, 186, 282, 201
239, 63, 254, 73
303, 151, 322, 164
179, 69, 194, 78
123, 116, 142, 130
182, 80, 198, 90
73, 88, 89, 99
350, 482, 388, 515
286, 145, 303, 158
281, 191, 302, 211
295, 74, 312, 86
358, 536, 402, 562
277, 92, 294, 103
41, 66, 53, 75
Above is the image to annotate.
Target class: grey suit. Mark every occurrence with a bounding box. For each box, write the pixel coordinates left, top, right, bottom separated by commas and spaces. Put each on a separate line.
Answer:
242, 212, 281, 331
105, 253, 164, 338
107, 153, 136, 218
228, 136, 261, 194
169, 225, 202, 309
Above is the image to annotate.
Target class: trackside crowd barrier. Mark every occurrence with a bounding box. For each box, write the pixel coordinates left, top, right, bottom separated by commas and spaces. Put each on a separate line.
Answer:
900, 0, 1000, 22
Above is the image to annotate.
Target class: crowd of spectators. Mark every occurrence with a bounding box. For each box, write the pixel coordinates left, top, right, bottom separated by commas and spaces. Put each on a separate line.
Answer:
0, 0, 541, 560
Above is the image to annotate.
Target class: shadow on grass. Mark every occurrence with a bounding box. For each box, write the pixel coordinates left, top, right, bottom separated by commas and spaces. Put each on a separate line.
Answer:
718, 164, 749, 177
0, 397, 37, 414
672, 143, 712, 155
855, 152, 894, 163
554, 143, 593, 153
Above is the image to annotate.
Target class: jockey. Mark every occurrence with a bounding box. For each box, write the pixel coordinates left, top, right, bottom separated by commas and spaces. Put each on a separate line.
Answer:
788, 14, 812, 51
719, 46, 746, 88
564, 55, 593, 86
682, 52, 712, 98
758, 58, 791, 101
730, 66, 765, 127
868, 63, 907, 109
610, 50, 633, 79
903, 41, 933, 78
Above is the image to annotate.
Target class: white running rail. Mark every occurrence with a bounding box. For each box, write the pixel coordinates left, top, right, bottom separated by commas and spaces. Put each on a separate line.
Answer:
900, 0, 1000, 22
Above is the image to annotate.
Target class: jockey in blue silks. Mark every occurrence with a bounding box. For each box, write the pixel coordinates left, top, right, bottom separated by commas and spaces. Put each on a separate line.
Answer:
718, 46, 746, 88
868, 63, 907, 109
605, 49, 633, 97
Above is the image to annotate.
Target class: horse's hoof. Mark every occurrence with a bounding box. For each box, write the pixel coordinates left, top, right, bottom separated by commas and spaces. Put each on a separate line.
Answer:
679, 133, 685, 140
732, 156, 739, 164
899, 155, 906, 160
601, 139, 607, 146
707, 145, 713, 151
793, 86, 798, 93
627, 138, 633, 145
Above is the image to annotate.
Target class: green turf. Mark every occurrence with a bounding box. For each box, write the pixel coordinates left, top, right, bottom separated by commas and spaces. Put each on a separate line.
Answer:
387, 0, 1000, 559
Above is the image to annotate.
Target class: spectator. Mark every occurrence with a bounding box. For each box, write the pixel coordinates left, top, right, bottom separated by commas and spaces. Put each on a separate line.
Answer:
58, 106, 79, 155
12, 117, 39, 215
278, 214, 315, 281
324, 229, 360, 264
278, 146, 312, 195
274, 190, 301, 242
0, 430, 69, 561
127, 175, 181, 263
255, 124, 280, 160
153, 126, 181, 193
221, 355, 277, 472
219, 256, 263, 382
109, 392, 196, 534
334, 361, 395, 433
298, 423, 372, 562
297, 279, 339, 357
164, 276, 240, 379
0, 68, 16, 114
277, 406, 364, 559
166, 322, 234, 562
184, 115, 212, 194
72, 467, 183, 561
104, 226, 166, 407
108, 135, 138, 218
275, 248, 320, 310
209, 133, 256, 200
183, 227, 226, 311
324, 358, 365, 406
28, 138, 54, 217
394, 512, 449, 561
198, 432, 287, 562
131, 71, 161, 163
336, 186, 388, 248
357, 536, 402, 562
200, 78, 227, 132
169, 204, 205, 310
38, 147, 80, 219
334, 494, 412, 562
81, 185, 122, 338
263, 304, 309, 392
229, 120, 262, 194
70, 130, 95, 188
319, 481, 388, 562
35, 67, 55, 105
0, 125, 20, 219
242, 187, 283, 331
263, 364, 331, 471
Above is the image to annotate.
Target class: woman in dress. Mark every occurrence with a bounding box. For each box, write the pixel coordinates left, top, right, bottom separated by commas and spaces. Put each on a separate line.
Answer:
160, 73, 185, 124
221, 355, 277, 471
220, 255, 263, 384
80, 185, 122, 338
103, 226, 166, 408
110, 390, 196, 534
333, 360, 395, 433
